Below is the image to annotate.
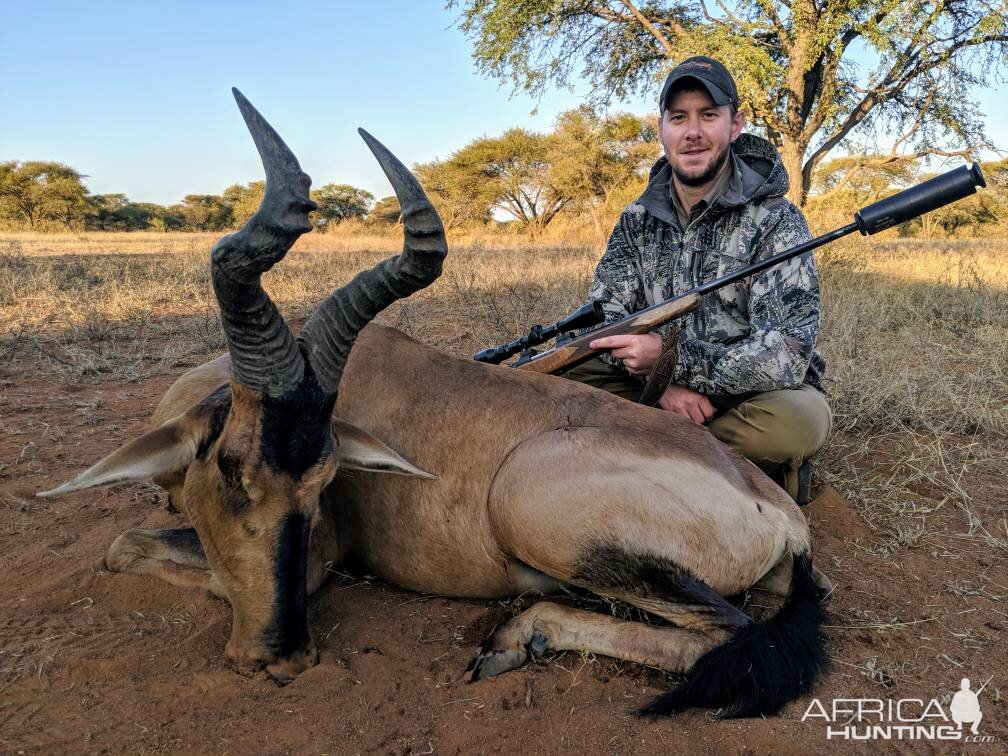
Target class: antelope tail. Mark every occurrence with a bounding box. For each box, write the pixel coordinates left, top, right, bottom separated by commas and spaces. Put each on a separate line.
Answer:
642, 550, 829, 719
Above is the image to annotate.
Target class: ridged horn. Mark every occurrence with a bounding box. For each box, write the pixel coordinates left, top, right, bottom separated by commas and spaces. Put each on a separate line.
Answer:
210, 88, 317, 397
298, 129, 447, 394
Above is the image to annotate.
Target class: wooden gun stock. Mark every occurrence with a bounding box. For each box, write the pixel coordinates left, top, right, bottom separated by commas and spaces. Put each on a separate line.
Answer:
516, 292, 701, 374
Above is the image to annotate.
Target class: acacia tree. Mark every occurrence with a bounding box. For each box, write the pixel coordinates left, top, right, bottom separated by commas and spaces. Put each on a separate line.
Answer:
549, 107, 658, 238
366, 195, 402, 226
310, 184, 374, 229
223, 180, 265, 227
468, 128, 572, 231
0, 161, 89, 229
452, 1, 1008, 206
812, 155, 921, 202
179, 194, 233, 231
414, 156, 497, 230
86, 193, 129, 230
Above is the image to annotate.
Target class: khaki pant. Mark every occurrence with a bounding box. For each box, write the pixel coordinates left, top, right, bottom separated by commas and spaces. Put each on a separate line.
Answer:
561, 357, 832, 498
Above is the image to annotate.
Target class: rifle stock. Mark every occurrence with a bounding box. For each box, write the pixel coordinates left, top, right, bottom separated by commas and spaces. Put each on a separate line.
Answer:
516, 292, 702, 374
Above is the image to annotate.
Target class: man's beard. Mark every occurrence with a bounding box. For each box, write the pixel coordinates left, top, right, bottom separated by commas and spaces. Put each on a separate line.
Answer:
672, 143, 730, 187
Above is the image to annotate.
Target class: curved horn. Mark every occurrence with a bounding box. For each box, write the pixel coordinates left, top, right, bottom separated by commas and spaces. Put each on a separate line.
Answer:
210, 88, 316, 397
299, 129, 447, 394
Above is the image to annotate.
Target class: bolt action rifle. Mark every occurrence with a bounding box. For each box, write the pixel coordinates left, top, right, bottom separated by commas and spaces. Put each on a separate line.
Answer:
474, 163, 987, 374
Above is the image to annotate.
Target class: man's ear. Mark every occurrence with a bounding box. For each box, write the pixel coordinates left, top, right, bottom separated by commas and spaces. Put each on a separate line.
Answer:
37, 389, 230, 498
332, 418, 435, 479
730, 107, 746, 141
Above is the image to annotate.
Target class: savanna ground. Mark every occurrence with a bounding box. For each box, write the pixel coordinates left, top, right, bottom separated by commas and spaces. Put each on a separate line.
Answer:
0, 231, 1006, 754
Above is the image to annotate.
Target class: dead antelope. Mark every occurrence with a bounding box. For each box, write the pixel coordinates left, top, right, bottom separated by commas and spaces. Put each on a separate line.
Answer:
40, 91, 830, 717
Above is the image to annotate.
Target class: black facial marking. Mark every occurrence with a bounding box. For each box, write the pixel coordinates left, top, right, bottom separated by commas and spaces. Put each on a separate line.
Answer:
260, 511, 310, 657
259, 369, 336, 480
573, 541, 751, 631
195, 384, 232, 460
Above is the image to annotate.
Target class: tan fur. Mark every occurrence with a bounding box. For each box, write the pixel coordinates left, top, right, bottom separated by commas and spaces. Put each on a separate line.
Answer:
328, 325, 809, 598
43, 323, 818, 680
470, 601, 722, 674
150, 355, 230, 427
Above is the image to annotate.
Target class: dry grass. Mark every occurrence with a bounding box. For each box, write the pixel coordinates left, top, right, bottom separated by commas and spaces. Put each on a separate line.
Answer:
2, 231, 1007, 558
1, 226, 600, 258
814, 238, 1008, 554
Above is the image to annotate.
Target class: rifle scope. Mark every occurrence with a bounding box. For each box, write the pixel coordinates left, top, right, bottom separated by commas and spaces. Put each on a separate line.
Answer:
474, 300, 604, 364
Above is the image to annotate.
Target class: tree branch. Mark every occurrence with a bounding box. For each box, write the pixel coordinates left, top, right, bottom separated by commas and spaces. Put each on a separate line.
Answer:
753, 0, 792, 53
804, 24, 1008, 178
617, 0, 679, 55
889, 84, 939, 155
714, 0, 748, 26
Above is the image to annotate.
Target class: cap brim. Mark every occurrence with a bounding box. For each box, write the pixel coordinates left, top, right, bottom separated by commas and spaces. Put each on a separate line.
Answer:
661, 74, 733, 110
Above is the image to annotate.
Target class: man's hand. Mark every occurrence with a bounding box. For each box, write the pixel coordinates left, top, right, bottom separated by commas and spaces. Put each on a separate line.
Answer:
657, 384, 715, 425
589, 332, 663, 376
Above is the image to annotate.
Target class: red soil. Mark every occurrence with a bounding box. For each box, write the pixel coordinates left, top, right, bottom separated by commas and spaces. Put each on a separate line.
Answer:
1, 362, 1005, 754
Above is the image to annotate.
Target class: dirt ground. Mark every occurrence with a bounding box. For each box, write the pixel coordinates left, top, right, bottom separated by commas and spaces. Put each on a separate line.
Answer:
1, 239, 1006, 754
0, 352, 1003, 755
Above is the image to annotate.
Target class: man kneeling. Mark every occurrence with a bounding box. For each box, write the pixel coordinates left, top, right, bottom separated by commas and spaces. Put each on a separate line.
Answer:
564, 56, 830, 503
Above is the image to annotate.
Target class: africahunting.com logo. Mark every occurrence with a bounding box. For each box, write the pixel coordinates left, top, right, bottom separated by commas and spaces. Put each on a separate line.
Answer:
802, 676, 996, 743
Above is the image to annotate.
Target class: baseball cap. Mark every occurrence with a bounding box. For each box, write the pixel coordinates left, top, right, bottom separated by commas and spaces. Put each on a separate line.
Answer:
659, 56, 740, 112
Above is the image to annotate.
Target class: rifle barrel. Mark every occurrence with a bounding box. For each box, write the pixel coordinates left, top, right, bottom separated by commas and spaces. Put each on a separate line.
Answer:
695, 223, 858, 297
698, 162, 985, 296
474, 162, 986, 374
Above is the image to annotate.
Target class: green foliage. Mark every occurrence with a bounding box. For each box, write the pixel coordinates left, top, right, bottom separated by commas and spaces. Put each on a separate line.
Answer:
812, 156, 921, 202
84, 194, 187, 232
464, 127, 570, 231
548, 107, 658, 238
451, 1, 1008, 205
310, 184, 374, 230
366, 195, 402, 226
0, 161, 90, 229
414, 108, 657, 233
222, 181, 265, 227
414, 155, 497, 230
178, 194, 233, 232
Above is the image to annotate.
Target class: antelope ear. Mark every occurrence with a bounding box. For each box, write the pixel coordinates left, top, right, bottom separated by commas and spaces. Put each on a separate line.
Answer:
37, 390, 230, 498
332, 419, 436, 479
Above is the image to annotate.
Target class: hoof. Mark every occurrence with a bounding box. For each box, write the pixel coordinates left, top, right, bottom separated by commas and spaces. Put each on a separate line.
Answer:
465, 646, 529, 682
465, 628, 548, 682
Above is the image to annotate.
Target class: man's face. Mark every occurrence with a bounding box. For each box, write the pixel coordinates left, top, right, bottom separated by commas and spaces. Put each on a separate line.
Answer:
660, 86, 745, 188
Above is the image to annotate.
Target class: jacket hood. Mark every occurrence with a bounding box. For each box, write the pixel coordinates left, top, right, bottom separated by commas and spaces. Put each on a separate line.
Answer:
637, 133, 790, 226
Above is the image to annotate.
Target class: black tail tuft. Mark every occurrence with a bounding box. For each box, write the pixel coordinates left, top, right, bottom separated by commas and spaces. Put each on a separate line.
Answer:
641, 551, 828, 719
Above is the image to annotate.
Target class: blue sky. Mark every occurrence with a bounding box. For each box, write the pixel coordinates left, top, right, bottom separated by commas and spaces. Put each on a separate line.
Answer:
2, 1, 1004, 205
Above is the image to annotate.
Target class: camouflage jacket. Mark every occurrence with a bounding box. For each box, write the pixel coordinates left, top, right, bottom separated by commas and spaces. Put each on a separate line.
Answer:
589, 133, 826, 395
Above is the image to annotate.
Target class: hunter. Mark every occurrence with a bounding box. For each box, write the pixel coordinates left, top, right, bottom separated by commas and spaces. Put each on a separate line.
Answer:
563, 55, 831, 503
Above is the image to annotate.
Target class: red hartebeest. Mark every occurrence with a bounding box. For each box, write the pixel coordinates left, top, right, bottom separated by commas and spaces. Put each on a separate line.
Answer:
40, 91, 830, 717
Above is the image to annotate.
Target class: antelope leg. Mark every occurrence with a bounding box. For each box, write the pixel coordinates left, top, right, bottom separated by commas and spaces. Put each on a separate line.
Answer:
105, 527, 224, 597
466, 601, 722, 681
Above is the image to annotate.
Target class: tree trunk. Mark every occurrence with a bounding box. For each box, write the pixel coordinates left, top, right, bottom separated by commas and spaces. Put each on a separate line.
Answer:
778, 140, 809, 208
